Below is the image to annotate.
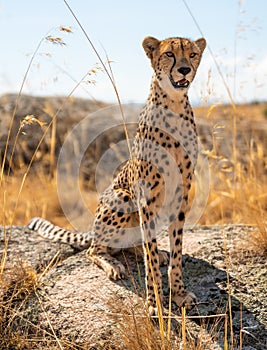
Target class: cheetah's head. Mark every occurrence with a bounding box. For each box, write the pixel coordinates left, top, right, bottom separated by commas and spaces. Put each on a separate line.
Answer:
142, 36, 206, 97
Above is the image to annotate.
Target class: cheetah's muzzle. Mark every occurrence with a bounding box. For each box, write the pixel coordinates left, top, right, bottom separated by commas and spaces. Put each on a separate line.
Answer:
170, 77, 190, 89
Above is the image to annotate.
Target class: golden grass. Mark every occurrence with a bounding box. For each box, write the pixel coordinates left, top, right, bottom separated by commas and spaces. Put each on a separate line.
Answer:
1, 99, 265, 348
196, 103, 267, 229
0, 260, 84, 349
2, 95, 266, 231
0, 1, 266, 348
0, 170, 99, 229
1, 103, 266, 231
0, 262, 37, 349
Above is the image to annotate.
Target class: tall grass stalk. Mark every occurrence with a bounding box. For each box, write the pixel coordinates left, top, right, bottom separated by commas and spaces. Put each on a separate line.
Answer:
0, 38, 44, 181
223, 228, 234, 350
181, 307, 187, 350
224, 314, 228, 350
63, 0, 132, 160
8, 73, 89, 229
44, 102, 57, 178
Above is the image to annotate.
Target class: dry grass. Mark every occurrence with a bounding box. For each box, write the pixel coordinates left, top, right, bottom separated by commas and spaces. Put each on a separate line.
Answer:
108, 300, 229, 350
14, 102, 266, 246
1, 103, 266, 232
196, 105, 267, 222
0, 262, 37, 349
193, 102, 267, 254
0, 170, 99, 229
0, 1, 266, 349
0, 262, 82, 349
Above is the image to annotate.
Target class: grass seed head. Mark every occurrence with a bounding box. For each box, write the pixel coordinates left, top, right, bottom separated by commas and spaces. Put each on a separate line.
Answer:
45, 35, 66, 46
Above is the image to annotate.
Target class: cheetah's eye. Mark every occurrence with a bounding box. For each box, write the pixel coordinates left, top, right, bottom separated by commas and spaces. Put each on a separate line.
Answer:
190, 52, 197, 58
165, 51, 174, 58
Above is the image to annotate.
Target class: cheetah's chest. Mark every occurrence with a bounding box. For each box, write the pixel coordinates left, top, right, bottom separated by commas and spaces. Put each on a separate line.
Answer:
134, 105, 198, 169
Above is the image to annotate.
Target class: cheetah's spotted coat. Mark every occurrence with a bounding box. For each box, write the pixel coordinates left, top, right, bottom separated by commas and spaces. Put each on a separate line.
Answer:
28, 35, 206, 314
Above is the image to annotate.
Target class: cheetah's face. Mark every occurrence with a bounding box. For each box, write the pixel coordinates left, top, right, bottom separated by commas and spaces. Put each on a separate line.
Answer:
142, 36, 206, 97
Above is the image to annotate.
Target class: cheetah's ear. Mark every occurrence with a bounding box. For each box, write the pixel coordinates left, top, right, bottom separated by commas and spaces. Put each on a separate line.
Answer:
142, 36, 160, 59
195, 38, 206, 53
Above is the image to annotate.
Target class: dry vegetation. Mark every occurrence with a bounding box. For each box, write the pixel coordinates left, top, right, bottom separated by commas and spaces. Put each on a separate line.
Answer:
0, 1, 267, 348
195, 102, 267, 253
1, 101, 266, 251
0, 98, 266, 349
196, 103, 267, 222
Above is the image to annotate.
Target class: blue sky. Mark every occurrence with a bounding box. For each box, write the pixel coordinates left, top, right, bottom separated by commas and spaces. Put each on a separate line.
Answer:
0, 0, 266, 105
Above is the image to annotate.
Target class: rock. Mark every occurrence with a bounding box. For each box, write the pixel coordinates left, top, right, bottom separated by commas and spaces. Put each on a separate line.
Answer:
0, 224, 266, 349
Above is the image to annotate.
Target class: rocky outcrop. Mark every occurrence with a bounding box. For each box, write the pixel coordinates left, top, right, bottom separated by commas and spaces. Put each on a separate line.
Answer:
0, 224, 266, 349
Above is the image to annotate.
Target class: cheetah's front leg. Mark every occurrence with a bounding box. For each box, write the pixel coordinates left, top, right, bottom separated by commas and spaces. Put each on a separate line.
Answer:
87, 242, 126, 280
141, 212, 163, 316
168, 217, 196, 309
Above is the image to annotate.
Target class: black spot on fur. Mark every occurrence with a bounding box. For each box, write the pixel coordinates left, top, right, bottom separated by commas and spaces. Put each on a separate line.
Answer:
179, 212, 185, 221
151, 181, 159, 190
123, 196, 130, 202
175, 238, 181, 246
150, 221, 155, 229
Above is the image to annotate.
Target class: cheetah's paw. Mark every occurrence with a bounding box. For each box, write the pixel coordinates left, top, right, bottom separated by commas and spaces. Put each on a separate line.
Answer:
106, 262, 126, 280
172, 291, 197, 309
158, 250, 169, 266
146, 303, 167, 317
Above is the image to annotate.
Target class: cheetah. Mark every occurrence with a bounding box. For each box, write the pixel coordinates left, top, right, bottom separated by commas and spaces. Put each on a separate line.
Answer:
28, 35, 206, 315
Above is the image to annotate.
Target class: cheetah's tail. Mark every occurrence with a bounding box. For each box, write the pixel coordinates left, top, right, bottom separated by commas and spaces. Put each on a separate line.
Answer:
27, 217, 93, 250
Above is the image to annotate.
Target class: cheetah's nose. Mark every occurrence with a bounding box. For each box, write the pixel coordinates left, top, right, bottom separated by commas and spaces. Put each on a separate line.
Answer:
178, 67, 191, 76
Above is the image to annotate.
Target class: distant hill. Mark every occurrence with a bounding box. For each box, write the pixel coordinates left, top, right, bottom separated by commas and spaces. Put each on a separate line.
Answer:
1, 94, 266, 189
